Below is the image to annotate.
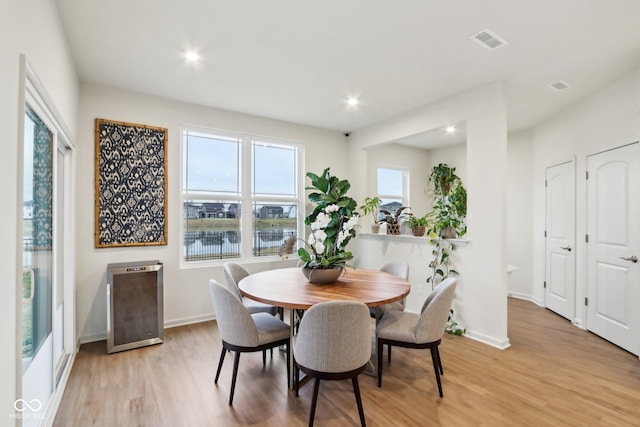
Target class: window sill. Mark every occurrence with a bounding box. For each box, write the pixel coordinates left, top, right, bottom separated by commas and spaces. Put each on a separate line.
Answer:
358, 233, 470, 247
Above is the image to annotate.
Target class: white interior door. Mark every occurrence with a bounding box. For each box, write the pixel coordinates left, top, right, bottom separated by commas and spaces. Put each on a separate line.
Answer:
545, 161, 576, 320
586, 142, 640, 355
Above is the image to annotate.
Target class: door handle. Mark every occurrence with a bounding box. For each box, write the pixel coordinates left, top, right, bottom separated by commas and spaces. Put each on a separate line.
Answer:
560, 246, 572, 252
619, 255, 638, 263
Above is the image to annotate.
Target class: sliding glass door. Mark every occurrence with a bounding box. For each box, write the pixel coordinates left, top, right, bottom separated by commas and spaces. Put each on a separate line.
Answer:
21, 105, 54, 425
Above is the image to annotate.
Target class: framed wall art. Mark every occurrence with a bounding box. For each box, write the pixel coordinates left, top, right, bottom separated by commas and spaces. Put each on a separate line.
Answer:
95, 118, 168, 248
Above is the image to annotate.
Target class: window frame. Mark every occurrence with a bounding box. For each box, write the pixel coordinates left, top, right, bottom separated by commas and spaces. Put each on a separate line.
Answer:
180, 125, 304, 268
376, 166, 409, 212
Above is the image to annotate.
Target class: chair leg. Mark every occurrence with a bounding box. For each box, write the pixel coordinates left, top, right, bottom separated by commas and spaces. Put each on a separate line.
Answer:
430, 347, 443, 398
387, 344, 392, 363
286, 343, 291, 388
214, 347, 227, 384
435, 346, 443, 375
308, 378, 321, 427
352, 376, 366, 427
294, 363, 299, 397
263, 349, 267, 367
229, 351, 241, 405
377, 339, 383, 388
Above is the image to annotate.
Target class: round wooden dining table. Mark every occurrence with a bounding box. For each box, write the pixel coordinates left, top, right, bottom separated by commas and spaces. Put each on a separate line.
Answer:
238, 267, 410, 389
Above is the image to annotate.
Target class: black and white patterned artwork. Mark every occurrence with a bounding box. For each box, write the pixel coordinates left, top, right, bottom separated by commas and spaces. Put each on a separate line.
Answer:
95, 119, 168, 247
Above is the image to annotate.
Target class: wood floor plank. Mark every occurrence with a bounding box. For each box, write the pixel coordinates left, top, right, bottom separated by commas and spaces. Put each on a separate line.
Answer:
53, 298, 640, 426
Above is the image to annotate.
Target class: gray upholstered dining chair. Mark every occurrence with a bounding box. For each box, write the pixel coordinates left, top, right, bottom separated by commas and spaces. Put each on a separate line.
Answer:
208, 279, 290, 405
376, 277, 457, 398
294, 301, 371, 427
223, 262, 281, 318
371, 260, 410, 321
379, 260, 409, 311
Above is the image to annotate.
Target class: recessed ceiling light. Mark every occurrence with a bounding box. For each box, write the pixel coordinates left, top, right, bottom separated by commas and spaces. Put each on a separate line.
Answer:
445, 125, 456, 134
184, 50, 201, 63
346, 97, 360, 108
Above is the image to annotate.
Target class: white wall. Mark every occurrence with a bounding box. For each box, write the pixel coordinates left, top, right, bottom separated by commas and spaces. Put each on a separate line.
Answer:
364, 143, 431, 221
355, 141, 468, 314
531, 66, 640, 326
506, 130, 535, 301
0, 0, 79, 420
75, 83, 348, 342
428, 143, 467, 183
353, 235, 459, 313
349, 83, 510, 349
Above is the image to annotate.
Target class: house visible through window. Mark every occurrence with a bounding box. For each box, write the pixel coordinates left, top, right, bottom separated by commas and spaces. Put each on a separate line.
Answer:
377, 167, 408, 218
182, 128, 302, 264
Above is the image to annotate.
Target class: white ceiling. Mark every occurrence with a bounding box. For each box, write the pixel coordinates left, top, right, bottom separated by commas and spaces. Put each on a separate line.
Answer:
391, 122, 467, 150
55, 0, 640, 135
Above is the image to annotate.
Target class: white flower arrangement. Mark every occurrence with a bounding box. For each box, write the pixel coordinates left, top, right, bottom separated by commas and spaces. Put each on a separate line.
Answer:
298, 168, 359, 270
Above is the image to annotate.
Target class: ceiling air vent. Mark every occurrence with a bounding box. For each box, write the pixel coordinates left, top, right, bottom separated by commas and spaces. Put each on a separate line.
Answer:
470, 28, 508, 50
548, 81, 572, 91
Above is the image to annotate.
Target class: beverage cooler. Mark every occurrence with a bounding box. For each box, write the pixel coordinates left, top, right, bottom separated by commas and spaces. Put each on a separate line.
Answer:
106, 260, 164, 353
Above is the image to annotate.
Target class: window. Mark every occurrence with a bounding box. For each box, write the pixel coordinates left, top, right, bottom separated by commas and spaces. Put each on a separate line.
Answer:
182, 127, 302, 265
377, 167, 408, 218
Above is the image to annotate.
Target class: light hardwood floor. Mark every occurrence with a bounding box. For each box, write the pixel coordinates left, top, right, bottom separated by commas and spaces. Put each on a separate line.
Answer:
54, 298, 640, 426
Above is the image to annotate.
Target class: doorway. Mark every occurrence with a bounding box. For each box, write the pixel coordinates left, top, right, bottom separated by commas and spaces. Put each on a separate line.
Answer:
19, 58, 75, 425
586, 142, 639, 355
544, 160, 576, 320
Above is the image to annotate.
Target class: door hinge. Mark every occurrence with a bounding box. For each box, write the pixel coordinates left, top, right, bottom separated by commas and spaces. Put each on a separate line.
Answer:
544, 179, 547, 187
544, 230, 547, 238
585, 234, 589, 243
585, 297, 589, 306
543, 281, 547, 289
586, 171, 589, 180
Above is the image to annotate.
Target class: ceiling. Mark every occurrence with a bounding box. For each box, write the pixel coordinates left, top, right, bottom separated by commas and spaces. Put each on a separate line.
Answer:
390, 122, 467, 150
55, 0, 640, 135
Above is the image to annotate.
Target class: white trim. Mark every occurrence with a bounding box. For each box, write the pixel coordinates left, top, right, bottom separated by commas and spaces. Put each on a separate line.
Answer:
508, 292, 543, 307
78, 333, 107, 345
164, 314, 216, 329
24, 59, 74, 148
179, 125, 304, 269
18, 55, 77, 427
358, 232, 470, 247
79, 314, 218, 344
40, 352, 76, 427
464, 329, 511, 350
377, 165, 409, 207
571, 319, 586, 330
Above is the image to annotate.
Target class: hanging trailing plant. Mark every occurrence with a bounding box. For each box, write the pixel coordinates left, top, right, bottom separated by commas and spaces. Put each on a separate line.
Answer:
429, 163, 467, 239
426, 163, 467, 336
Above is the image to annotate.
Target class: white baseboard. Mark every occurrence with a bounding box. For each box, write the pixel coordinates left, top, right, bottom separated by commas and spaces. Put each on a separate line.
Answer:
464, 330, 511, 350
78, 332, 106, 345
508, 292, 544, 307
571, 319, 586, 329
164, 313, 215, 329
78, 314, 217, 344
42, 351, 76, 427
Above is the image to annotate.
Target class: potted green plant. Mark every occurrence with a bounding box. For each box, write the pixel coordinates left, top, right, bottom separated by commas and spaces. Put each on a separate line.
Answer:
407, 212, 434, 237
379, 206, 410, 235
426, 163, 467, 336
359, 196, 381, 233
297, 168, 359, 283
429, 164, 467, 239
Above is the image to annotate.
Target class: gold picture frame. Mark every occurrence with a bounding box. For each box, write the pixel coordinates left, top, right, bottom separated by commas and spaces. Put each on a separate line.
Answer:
95, 118, 168, 248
